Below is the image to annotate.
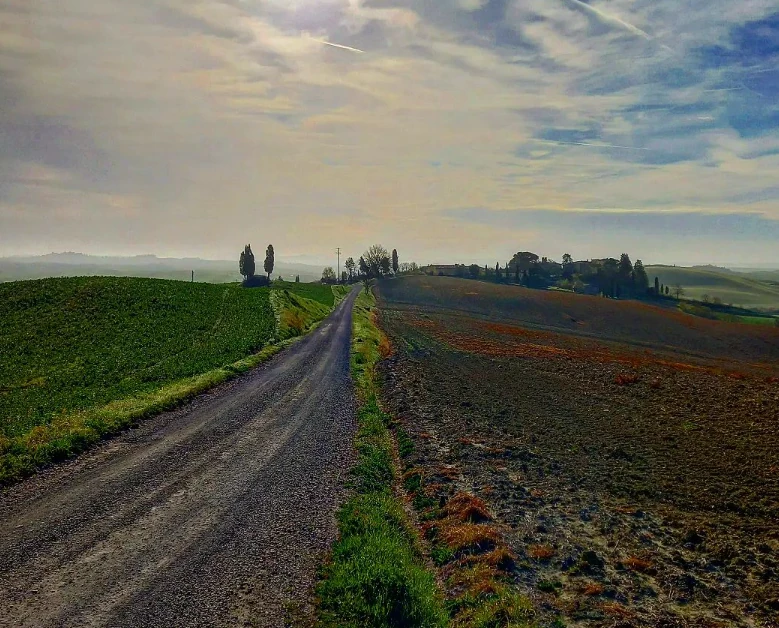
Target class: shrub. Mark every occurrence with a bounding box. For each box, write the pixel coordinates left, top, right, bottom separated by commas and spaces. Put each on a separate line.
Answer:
242, 275, 270, 288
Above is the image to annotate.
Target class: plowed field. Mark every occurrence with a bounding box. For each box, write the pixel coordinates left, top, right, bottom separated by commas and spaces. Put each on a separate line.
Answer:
378, 276, 779, 628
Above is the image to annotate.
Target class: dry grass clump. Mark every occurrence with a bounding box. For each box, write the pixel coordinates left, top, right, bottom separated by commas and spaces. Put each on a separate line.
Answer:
581, 582, 605, 596
413, 486, 533, 625
443, 492, 493, 523
528, 544, 556, 561
378, 335, 393, 358
448, 563, 502, 598
464, 546, 517, 570
434, 465, 461, 480
602, 602, 634, 618
281, 308, 307, 335
622, 556, 654, 573
439, 523, 501, 553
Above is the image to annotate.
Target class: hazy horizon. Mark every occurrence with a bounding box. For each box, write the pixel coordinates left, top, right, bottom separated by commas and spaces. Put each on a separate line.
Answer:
2, 1, 778, 265
3, 250, 779, 271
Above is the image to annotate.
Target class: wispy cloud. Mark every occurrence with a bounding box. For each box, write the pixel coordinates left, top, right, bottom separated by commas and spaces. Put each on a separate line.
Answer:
1, 0, 778, 263
564, 0, 673, 51
307, 36, 365, 54
530, 140, 650, 151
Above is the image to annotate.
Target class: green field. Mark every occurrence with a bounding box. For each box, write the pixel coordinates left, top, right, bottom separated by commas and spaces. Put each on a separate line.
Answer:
647, 266, 779, 310
272, 280, 337, 306
0, 277, 339, 482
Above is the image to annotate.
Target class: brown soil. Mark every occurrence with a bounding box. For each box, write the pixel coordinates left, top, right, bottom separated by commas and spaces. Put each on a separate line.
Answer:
378, 277, 779, 628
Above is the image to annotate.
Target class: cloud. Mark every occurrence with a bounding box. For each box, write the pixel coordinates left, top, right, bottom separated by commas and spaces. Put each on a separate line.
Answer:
1, 0, 778, 264
564, 0, 672, 51
447, 207, 779, 239
307, 36, 366, 53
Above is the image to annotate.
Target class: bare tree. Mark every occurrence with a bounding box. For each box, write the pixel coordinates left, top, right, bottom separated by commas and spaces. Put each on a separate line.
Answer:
363, 244, 390, 278
321, 266, 336, 284
345, 257, 356, 282
673, 284, 685, 299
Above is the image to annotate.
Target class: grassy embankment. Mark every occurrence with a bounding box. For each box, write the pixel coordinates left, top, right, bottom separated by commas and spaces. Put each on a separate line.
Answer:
318, 285, 537, 628
317, 288, 447, 628
0, 277, 345, 485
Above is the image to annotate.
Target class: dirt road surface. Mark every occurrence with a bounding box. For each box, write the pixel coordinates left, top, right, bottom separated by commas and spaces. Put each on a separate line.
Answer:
0, 289, 358, 628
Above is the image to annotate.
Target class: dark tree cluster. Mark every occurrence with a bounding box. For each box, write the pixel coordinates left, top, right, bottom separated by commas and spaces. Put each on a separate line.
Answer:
238, 243, 274, 287
423, 250, 677, 302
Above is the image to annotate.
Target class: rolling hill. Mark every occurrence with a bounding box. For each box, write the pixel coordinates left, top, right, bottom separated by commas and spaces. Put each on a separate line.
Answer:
646, 265, 779, 310
0, 276, 339, 482
0, 253, 325, 284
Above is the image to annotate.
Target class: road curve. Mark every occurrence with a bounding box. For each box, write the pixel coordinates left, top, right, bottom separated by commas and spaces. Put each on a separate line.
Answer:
0, 288, 359, 628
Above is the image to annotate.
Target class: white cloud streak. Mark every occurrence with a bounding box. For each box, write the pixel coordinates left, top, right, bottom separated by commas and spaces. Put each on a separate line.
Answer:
307, 37, 365, 54
531, 140, 650, 151
565, 0, 673, 51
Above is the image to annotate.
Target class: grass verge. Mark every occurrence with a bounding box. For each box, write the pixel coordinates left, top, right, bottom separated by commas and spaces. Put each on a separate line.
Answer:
317, 288, 448, 628
0, 281, 339, 486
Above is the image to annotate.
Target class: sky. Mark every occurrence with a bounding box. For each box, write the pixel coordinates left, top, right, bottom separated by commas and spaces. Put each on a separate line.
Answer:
1, 0, 779, 266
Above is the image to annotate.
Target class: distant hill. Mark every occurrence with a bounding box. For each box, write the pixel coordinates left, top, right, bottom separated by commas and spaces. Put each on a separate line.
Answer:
690, 264, 735, 274
0, 254, 324, 284
646, 266, 779, 310
730, 268, 779, 283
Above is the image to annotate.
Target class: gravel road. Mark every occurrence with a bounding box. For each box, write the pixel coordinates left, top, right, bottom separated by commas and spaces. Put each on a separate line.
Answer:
0, 288, 359, 628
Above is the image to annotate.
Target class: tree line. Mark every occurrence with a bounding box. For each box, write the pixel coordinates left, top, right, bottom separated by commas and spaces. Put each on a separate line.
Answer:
320, 244, 419, 289
425, 252, 685, 301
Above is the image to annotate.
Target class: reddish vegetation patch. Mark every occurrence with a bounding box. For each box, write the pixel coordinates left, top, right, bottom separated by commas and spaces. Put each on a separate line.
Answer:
581, 582, 605, 596
443, 492, 493, 523
528, 545, 556, 561
438, 522, 501, 553
406, 312, 776, 380
621, 556, 655, 574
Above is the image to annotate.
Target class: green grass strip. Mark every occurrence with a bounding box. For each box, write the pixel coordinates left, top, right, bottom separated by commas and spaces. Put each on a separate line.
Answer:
317, 289, 448, 628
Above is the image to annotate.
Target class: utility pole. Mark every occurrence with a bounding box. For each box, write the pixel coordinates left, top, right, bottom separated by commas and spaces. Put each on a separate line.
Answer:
336, 247, 341, 284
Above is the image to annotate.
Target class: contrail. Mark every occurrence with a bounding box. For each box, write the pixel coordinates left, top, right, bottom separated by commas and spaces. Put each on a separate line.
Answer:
308, 37, 365, 54
566, 0, 673, 51
533, 139, 650, 151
